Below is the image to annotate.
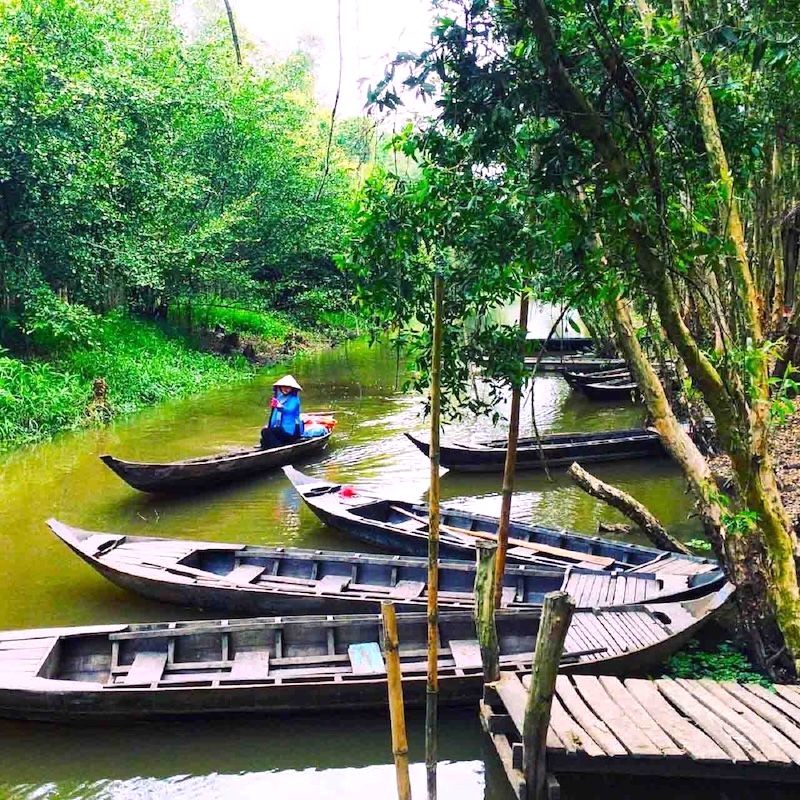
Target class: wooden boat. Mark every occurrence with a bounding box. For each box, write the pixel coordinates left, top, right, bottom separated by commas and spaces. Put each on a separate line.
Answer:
404, 428, 665, 472
525, 335, 594, 353
0, 585, 732, 722
580, 379, 640, 402
563, 367, 631, 388
524, 355, 626, 373
283, 467, 724, 588
48, 519, 710, 615
100, 432, 331, 493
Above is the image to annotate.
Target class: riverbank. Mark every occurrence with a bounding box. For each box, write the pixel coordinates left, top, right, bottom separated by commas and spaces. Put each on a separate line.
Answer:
0, 310, 351, 452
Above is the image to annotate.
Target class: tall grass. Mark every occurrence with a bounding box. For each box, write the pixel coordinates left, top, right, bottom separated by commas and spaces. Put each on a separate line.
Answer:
0, 314, 251, 451
169, 299, 296, 341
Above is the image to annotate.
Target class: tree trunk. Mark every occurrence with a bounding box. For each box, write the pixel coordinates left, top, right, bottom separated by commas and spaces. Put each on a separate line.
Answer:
522, 0, 800, 676
494, 292, 529, 608
771, 130, 787, 331
568, 462, 691, 554
222, 0, 242, 67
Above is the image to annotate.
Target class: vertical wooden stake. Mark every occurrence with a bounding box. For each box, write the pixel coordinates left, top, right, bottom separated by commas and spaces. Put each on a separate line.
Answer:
382, 601, 413, 800
474, 541, 500, 682
426, 270, 444, 800
523, 591, 574, 800
495, 291, 530, 608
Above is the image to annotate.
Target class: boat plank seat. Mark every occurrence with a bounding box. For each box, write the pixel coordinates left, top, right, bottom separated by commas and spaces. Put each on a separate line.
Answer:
226, 564, 267, 584
450, 640, 483, 670
84, 534, 125, 554
500, 586, 517, 607
316, 575, 351, 594
228, 650, 270, 681
120, 652, 167, 686
390, 580, 426, 600
391, 518, 427, 531
348, 642, 385, 675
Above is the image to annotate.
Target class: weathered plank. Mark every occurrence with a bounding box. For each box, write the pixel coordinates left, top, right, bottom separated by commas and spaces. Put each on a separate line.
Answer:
450, 640, 483, 670
547, 694, 605, 757
624, 679, 729, 762
389, 580, 425, 600
554, 674, 626, 756
744, 683, 800, 727
226, 564, 266, 584
572, 675, 662, 756
348, 642, 385, 675
228, 650, 270, 680
597, 676, 683, 756
681, 679, 784, 763
122, 652, 167, 686
655, 678, 752, 762
315, 574, 351, 594
718, 681, 800, 762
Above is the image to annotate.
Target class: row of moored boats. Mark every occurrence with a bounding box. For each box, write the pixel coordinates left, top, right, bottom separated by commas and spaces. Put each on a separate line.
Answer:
2, 355, 731, 722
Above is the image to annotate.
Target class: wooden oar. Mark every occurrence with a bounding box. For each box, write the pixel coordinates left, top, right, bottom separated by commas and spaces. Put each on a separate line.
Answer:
389, 506, 614, 569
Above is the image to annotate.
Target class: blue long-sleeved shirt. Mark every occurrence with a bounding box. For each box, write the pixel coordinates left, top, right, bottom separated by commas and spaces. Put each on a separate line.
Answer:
269, 393, 302, 436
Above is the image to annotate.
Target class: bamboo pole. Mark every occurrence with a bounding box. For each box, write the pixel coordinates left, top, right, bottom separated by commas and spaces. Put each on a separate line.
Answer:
382, 601, 413, 800
494, 292, 530, 608
523, 591, 574, 800
426, 271, 444, 800
474, 541, 500, 682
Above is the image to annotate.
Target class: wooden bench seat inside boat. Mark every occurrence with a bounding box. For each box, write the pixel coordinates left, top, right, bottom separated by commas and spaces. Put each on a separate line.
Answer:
225, 564, 267, 584
228, 650, 270, 681
450, 640, 482, 670
120, 652, 167, 686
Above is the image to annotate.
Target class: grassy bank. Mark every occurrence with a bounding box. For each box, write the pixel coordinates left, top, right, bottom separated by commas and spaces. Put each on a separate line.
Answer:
0, 304, 353, 452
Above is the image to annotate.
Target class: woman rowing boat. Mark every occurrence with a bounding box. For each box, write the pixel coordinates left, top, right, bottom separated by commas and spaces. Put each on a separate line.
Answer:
260, 375, 304, 448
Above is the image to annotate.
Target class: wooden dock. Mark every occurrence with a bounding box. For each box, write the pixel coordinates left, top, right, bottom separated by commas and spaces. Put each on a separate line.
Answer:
481, 672, 800, 798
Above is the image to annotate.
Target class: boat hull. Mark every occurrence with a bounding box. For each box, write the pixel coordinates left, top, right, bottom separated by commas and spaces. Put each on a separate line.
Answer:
405, 429, 665, 472
282, 467, 725, 590
100, 433, 330, 493
0, 587, 732, 722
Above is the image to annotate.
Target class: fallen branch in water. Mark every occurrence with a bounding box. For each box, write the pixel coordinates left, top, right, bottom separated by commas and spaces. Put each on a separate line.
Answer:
568, 462, 691, 555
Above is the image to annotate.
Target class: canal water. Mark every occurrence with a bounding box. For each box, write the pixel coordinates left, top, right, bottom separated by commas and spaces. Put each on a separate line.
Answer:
0, 337, 713, 799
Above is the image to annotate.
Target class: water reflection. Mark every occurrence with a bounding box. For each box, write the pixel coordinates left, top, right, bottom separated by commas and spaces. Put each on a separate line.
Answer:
0, 711, 503, 800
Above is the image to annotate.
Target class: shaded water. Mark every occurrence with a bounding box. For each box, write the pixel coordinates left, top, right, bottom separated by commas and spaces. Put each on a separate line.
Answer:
0, 338, 713, 799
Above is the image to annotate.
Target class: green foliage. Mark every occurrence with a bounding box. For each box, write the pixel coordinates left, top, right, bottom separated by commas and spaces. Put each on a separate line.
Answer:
684, 538, 713, 553
0, 0, 356, 335
769, 362, 799, 425
707, 487, 761, 536
169, 299, 295, 342
0, 313, 250, 450
16, 287, 101, 353
664, 641, 772, 687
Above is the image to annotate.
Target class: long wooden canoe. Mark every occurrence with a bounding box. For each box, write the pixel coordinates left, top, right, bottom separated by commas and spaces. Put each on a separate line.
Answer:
0, 585, 732, 722
100, 432, 331, 493
524, 356, 627, 373
563, 368, 631, 388
404, 428, 665, 472
47, 519, 710, 615
580, 379, 640, 402
283, 467, 723, 587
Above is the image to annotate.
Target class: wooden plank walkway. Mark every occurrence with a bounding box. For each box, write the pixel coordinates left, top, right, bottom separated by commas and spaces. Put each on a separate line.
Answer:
481, 672, 800, 799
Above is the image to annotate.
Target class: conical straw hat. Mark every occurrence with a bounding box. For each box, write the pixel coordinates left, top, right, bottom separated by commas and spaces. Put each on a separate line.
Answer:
273, 374, 302, 391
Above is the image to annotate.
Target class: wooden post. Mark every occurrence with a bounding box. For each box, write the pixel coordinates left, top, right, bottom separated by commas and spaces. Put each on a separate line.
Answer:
523, 591, 574, 800
426, 270, 444, 800
382, 601, 413, 800
474, 541, 500, 682
495, 291, 530, 608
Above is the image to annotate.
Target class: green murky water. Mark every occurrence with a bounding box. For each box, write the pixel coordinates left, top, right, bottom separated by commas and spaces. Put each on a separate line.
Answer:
0, 338, 713, 799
